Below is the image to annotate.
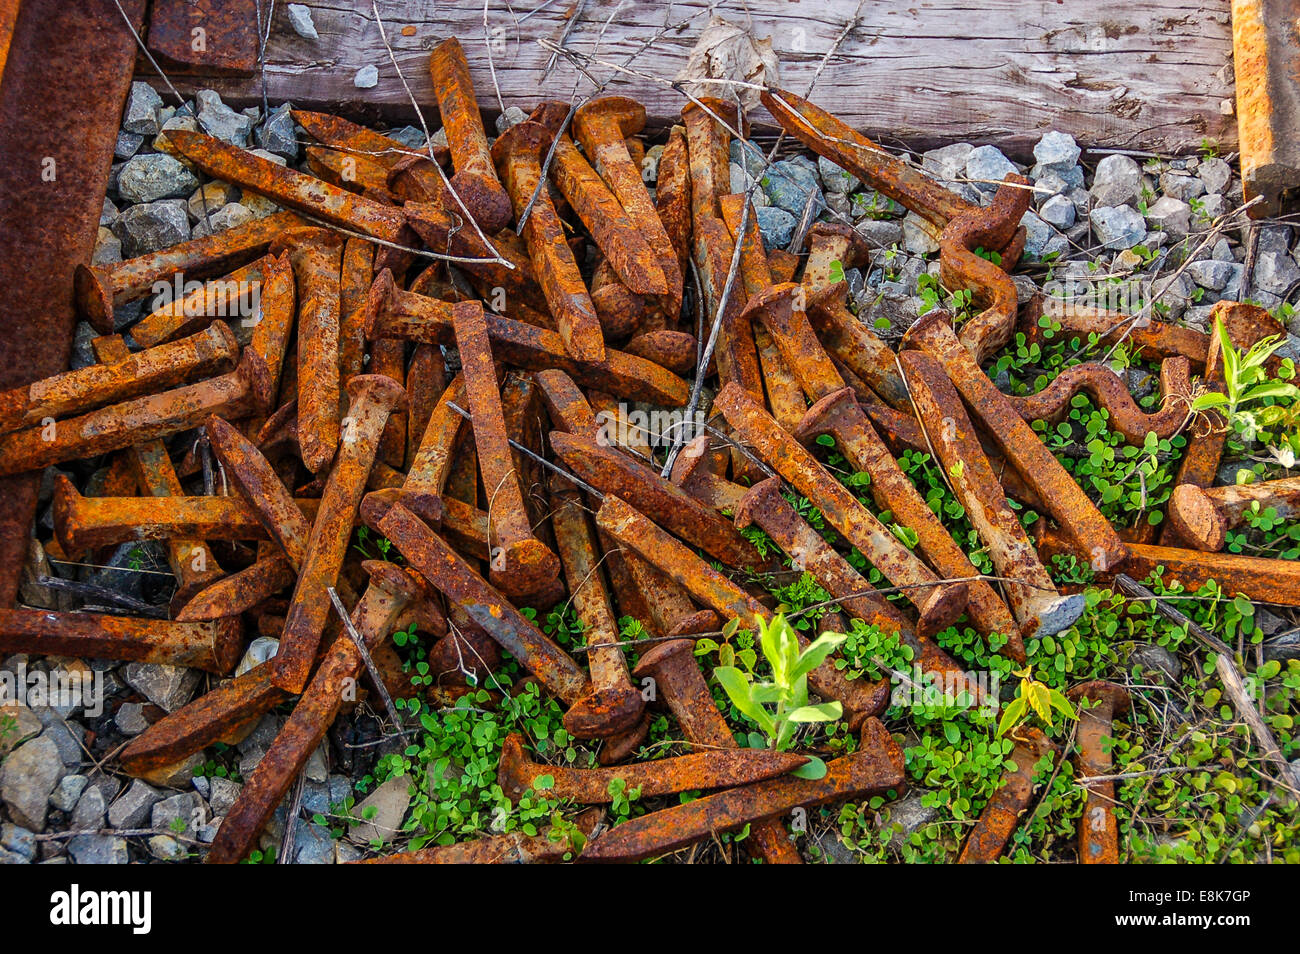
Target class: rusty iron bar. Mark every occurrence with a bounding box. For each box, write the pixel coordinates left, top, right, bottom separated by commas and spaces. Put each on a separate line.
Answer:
654, 125, 692, 305
160, 131, 412, 255
174, 555, 297, 622
630, 638, 802, 864
714, 381, 970, 635
358, 809, 602, 864
74, 210, 303, 334
492, 120, 605, 363
550, 476, 645, 738
550, 430, 767, 571
372, 500, 596, 714
497, 731, 807, 803
530, 100, 669, 299
580, 717, 905, 863
957, 728, 1059, 863
364, 271, 687, 406
90, 335, 224, 608
718, 193, 809, 431
0, 608, 242, 674
1167, 476, 1300, 552
429, 36, 514, 234
207, 561, 424, 864
575, 96, 685, 316
404, 343, 446, 469
339, 238, 376, 395
0, 0, 148, 607
117, 661, 288, 779
1067, 680, 1130, 864
273, 374, 407, 693
1036, 529, 1300, 608
1007, 357, 1193, 444
130, 254, 271, 348
50, 475, 319, 555
146, 0, 261, 73
0, 319, 237, 434
900, 350, 1084, 642
294, 109, 449, 170
394, 373, 466, 524
453, 301, 562, 600
903, 311, 1127, 572
274, 227, 345, 473
802, 225, 907, 408
1232, 0, 1300, 218
0, 362, 260, 478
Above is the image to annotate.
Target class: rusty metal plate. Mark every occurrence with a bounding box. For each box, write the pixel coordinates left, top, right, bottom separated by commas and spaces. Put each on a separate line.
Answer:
0, 0, 147, 607
147, 0, 261, 75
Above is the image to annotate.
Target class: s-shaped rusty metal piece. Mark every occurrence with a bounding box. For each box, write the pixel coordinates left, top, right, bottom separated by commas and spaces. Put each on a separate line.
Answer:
1007, 357, 1193, 444
274, 374, 408, 693
1067, 680, 1131, 864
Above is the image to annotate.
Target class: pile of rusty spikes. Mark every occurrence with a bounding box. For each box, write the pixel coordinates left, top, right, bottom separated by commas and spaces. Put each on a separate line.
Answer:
3, 35, 1299, 864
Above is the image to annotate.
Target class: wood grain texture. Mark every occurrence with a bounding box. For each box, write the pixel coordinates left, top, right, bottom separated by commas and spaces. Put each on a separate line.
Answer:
138, 0, 1238, 156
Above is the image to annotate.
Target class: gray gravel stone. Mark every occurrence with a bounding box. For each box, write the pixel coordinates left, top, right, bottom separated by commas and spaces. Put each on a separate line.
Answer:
0, 736, 63, 830
1038, 193, 1076, 229
1090, 154, 1142, 207
1159, 172, 1204, 202
122, 82, 163, 135
1145, 195, 1191, 239
192, 202, 255, 238
107, 779, 161, 829
1090, 204, 1146, 250
39, 721, 83, 768
1129, 642, 1182, 679
68, 834, 129, 865
114, 131, 144, 160
763, 158, 824, 217
1187, 259, 1242, 291
0, 823, 35, 863
122, 663, 200, 713
196, 89, 253, 146
902, 211, 940, 255
965, 144, 1017, 192
354, 65, 379, 89
114, 702, 150, 736
207, 777, 241, 816
117, 154, 200, 204
49, 774, 88, 813
854, 218, 903, 249
113, 200, 190, 256
1198, 157, 1231, 195
817, 155, 859, 194
287, 3, 319, 39
91, 227, 121, 266
147, 835, 187, 861
152, 792, 202, 835
256, 102, 298, 160
70, 785, 106, 830
100, 196, 119, 226
1253, 249, 1300, 296
755, 206, 795, 249
493, 107, 526, 135
1032, 131, 1081, 172
235, 636, 279, 678
289, 822, 335, 864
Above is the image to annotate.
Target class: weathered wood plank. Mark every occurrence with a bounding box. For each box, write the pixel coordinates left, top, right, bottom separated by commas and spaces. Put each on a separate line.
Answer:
139, 0, 1238, 156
